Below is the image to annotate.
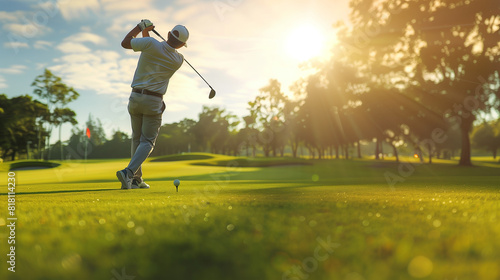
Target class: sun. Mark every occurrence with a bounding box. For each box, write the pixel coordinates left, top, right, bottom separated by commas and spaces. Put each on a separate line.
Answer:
284, 23, 325, 62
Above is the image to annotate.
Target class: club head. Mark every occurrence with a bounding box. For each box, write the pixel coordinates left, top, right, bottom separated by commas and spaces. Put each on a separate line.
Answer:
209, 88, 216, 99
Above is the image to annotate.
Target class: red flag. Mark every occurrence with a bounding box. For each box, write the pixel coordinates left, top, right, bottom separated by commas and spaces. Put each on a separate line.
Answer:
86, 128, 91, 139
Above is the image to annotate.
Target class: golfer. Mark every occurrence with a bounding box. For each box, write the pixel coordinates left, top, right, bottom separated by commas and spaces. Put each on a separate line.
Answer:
116, 20, 189, 189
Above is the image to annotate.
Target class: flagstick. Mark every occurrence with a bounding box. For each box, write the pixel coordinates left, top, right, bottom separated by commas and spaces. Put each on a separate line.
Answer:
83, 127, 92, 175
84, 132, 88, 175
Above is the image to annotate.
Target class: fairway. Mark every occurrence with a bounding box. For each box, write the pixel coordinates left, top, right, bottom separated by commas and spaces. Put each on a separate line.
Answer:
1, 155, 500, 280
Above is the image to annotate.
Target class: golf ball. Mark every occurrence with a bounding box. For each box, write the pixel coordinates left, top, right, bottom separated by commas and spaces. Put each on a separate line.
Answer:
173, 179, 180, 187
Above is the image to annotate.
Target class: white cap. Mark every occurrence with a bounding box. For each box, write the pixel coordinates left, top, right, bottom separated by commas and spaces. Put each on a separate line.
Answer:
170, 25, 189, 47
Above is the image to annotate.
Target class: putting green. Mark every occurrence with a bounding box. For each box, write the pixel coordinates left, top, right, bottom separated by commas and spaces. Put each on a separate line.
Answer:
0, 154, 499, 280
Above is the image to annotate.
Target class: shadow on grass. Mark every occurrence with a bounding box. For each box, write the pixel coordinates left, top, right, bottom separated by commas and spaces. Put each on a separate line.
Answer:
190, 157, 312, 167
0, 188, 118, 196
9, 160, 61, 171
151, 153, 215, 162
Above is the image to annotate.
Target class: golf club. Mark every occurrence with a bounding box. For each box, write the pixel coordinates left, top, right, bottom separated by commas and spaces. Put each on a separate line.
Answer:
152, 29, 216, 99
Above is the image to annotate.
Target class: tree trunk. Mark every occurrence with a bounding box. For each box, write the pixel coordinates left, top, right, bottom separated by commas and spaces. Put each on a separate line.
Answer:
427, 142, 432, 164
392, 144, 399, 163
47, 136, 52, 160
38, 124, 43, 160
493, 149, 497, 160
357, 141, 362, 158
59, 124, 63, 160
335, 145, 339, 159
309, 147, 315, 159
459, 118, 474, 166
291, 141, 298, 158
380, 140, 384, 159
375, 138, 380, 160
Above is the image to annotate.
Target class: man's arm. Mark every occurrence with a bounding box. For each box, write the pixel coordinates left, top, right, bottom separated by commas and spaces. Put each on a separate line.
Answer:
121, 25, 141, 49
121, 25, 155, 49
141, 26, 153, 38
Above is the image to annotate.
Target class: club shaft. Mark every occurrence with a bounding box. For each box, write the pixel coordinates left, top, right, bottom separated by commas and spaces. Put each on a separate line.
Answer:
152, 29, 213, 89
152, 29, 166, 41
183, 59, 213, 89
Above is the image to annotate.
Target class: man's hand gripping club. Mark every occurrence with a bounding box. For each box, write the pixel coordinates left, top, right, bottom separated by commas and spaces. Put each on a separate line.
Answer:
121, 19, 155, 49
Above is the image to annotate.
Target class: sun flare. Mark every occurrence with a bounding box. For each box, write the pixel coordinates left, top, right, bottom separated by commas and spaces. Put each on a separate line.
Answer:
285, 23, 325, 62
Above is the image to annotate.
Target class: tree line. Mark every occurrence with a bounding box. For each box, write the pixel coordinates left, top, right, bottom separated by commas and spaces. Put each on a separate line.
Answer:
1, 0, 499, 165
3, 80, 498, 163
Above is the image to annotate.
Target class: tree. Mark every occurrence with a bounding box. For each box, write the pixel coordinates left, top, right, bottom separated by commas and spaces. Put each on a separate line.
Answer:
472, 121, 500, 159
177, 118, 197, 153
336, 0, 500, 165
93, 130, 131, 159
0, 94, 50, 160
238, 114, 259, 157
299, 76, 336, 159
413, 0, 500, 165
374, 0, 500, 165
283, 98, 302, 158
192, 106, 238, 154
435, 123, 462, 159
64, 127, 85, 160
53, 107, 77, 159
86, 114, 107, 146
251, 79, 288, 157
152, 119, 196, 156
31, 69, 79, 160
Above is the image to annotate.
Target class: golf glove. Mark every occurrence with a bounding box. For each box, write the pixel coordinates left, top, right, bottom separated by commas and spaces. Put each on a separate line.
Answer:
138, 19, 153, 31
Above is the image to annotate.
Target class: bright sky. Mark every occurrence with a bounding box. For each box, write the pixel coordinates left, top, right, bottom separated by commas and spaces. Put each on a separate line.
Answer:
0, 0, 349, 143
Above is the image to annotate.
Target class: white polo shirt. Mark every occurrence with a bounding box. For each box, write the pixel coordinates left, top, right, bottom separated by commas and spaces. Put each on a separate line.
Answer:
130, 37, 184, 95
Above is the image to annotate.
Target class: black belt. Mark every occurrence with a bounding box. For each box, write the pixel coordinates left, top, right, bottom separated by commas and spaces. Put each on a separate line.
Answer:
132, 88, 163, 98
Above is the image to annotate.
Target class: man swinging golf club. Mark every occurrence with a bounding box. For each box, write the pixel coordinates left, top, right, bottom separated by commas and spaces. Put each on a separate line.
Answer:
116, 19, 188, 189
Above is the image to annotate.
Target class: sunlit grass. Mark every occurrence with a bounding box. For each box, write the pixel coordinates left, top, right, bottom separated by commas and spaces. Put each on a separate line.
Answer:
0, 155, 499, 280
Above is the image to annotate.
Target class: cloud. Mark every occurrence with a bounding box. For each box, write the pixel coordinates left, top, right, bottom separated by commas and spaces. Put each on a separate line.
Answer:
0, 8, 53, 38
0, 76, 7, 89
36, 63, 48, 70
105, 10, 172, 36
49, 50, 134, 97
65, 32, 106, 45
3, 41, 29, 50
33, 0, 60, 18
167, 70, 212, 103
0, 11, 25, 23
101, 0, 154, 13
55, 32, 106, 53
3, 22, 52, 38
56, 41, 91, 53
0, 65, 28, 74
34, 40, 53, 49
57, 0, 100, 20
